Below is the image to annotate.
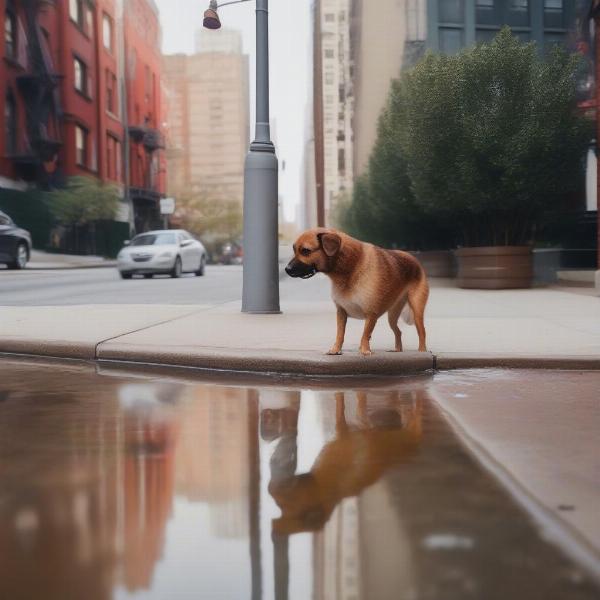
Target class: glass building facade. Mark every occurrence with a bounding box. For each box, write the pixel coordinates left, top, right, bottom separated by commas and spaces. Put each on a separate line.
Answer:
427, 0, 579, 55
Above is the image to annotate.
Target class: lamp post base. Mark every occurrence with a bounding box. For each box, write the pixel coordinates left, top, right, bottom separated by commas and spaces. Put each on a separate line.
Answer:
241, 147, 281, 314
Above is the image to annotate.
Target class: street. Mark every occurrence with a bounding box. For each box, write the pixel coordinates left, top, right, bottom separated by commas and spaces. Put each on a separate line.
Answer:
0, 262, 333, 306
0, 265, 245, 306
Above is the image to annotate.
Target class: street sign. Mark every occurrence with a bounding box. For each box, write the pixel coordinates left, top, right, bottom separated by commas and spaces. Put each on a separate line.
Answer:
160, 197, 175, 215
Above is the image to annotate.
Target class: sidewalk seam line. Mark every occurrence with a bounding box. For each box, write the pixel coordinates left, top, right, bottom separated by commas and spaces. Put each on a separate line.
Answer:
93, 299, 241, 358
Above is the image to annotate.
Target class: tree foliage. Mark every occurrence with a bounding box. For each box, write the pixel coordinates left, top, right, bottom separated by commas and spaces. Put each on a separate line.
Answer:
400, 27, 591, 246
341, 28, 591, 248
47, 176, 121, 226
173, 190, 242, 253
340, 82, 453, 249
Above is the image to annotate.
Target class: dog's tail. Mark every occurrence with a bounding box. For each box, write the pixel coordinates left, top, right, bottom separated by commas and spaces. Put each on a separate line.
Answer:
400, 302, 414, 325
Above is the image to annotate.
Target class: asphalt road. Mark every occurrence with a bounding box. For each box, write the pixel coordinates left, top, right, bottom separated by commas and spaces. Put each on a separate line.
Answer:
0, 265, 246, 306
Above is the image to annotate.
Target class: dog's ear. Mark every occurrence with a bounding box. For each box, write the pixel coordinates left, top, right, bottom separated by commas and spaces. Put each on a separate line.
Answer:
317, 232, 341, 257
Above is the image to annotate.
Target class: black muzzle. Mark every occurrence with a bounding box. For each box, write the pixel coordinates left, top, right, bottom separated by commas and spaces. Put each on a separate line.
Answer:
285, 259, 317, 279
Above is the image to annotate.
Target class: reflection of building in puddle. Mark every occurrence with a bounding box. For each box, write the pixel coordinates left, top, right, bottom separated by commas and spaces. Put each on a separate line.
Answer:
268, 389, 423, 600
174, 386, 251, 539
0, 374, 182, 599
313, 496, 361, 600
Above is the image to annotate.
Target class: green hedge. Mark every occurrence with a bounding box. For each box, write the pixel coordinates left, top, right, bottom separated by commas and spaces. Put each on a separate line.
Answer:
0, 188, 54, 249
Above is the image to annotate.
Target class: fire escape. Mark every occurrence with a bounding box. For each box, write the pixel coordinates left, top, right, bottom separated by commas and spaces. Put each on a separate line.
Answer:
14, 0, 63, 185
128, 118, 165, 231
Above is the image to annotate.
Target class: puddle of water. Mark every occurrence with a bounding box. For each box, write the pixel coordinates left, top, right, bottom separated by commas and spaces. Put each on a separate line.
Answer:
0, 358, 597, 600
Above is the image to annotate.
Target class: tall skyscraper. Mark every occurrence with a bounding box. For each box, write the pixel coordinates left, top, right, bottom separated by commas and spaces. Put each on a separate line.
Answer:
163, 29, 249, 206
313, 0, 354, 227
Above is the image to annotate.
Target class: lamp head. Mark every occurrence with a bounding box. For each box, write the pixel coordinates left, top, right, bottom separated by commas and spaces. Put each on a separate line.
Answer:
203, 0, 221, 29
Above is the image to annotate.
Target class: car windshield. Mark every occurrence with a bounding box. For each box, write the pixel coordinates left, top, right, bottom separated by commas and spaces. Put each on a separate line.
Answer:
130, 233, 176, 246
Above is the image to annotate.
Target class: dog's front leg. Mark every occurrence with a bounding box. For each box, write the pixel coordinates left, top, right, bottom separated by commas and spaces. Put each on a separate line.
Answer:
359, 315, 378, 356
327, 305, 348, 355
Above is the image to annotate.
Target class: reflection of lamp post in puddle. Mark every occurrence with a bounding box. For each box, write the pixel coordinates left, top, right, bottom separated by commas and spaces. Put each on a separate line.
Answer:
260, 391, 301, 600
247, 389, 262, 600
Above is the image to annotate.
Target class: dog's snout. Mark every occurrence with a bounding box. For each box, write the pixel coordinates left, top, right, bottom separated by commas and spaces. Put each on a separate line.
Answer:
286, 257, 317, 279
285, 261, 295, 276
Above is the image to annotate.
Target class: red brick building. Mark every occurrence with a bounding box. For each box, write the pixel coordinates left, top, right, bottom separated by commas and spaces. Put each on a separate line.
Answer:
0, 0, 165, 241
122, 0, 165, 232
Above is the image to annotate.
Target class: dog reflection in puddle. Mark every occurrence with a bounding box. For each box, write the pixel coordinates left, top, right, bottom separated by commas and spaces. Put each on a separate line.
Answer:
264, 390, 423, 535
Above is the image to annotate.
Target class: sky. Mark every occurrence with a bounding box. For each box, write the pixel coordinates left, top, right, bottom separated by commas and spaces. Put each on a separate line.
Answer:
154, 0, 312, 222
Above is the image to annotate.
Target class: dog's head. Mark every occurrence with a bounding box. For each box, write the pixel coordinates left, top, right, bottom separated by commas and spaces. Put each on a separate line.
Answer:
285, 229, 342, 279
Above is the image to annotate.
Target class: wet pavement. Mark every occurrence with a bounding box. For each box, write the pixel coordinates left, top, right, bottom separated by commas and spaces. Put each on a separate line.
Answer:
0, 358, 598, 600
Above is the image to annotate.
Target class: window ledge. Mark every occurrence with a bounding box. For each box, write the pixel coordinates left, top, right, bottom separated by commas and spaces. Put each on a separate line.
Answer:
70, 19, 91, 41
75, 89, 93, 103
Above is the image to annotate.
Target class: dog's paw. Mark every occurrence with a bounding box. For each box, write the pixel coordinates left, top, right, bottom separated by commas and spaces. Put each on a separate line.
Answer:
326, 349, 343, 356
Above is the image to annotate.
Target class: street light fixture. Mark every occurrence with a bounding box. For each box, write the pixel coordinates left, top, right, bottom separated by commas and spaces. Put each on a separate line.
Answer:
203, 0, 281, 313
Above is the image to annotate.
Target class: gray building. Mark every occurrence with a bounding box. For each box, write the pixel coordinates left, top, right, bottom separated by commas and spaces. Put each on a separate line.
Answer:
350, 0, 581, 178
428, 0, 578, 55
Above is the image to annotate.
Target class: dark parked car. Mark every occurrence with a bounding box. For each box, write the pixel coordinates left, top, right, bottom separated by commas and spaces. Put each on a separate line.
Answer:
0, 210, 31, 269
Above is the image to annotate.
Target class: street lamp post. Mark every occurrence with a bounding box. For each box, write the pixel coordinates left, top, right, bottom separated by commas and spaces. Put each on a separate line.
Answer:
204, 0, 281, 313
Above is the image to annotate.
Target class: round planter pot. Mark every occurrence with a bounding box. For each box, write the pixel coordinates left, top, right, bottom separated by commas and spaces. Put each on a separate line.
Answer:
410, 250, 456, 278
455, 246, 533, 289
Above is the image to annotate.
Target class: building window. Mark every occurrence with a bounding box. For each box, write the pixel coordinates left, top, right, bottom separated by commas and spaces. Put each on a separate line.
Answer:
511, 0, 527, 10
74, 57, 88, 96
145, 65, 151, 105
325, 13, 335, 22
86, 6, 93, 37
69, 0, 84, 28
544, 0, 564, 27
338, 149, 345, 173
325, 72, 334, 84
102, 14, 113, 51
5, 91, 17, 155
106, 134, 121, 180
75, 125, 88, 167
439, 28, 463, 54
324, 49, 334, 59
476, 0, 493, 6
106, 69, 116, 113
439, 0, 464, 23
4, 9, 16, 60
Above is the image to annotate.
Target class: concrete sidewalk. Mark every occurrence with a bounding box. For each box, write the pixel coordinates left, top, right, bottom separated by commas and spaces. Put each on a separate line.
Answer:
26, 250, 116, 270
1, 276, 599, 375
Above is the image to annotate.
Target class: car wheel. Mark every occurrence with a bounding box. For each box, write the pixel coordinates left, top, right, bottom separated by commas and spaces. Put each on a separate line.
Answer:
8, 242, 28, 270
143, 273, 153, 279
195, 255, 206, 276
171, 256, 182, 278
120, 272, 133, 280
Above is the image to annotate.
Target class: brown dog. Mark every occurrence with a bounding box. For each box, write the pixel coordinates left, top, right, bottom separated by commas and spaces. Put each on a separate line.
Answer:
285, 228, 429, 355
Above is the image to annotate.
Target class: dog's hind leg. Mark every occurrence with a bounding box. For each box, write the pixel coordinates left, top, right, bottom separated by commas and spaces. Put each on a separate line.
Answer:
387, 296, 408, 352
407, 277, 429, 352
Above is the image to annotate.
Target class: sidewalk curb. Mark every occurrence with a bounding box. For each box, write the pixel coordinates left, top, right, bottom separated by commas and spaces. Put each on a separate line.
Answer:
435, 353, 600, 371
1, 340, 599, 376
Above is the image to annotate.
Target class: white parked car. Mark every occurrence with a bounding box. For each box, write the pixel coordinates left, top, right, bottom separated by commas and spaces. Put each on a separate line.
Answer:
117, 230, 207, 279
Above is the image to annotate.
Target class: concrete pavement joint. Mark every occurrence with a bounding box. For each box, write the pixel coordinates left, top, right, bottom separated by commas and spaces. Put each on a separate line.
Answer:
92, 304, 228, 358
